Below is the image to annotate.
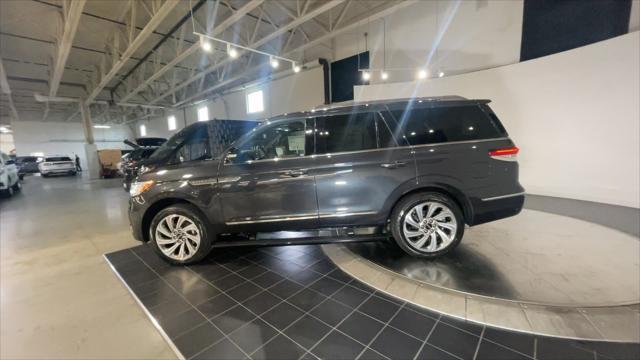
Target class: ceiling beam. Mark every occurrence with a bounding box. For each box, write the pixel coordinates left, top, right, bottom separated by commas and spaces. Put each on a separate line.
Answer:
118, 0, 265, 104
49, 0, 86, 97
150, 0, 345, 105
0, 57, 20, 121
84, 0, 180, 105
175, 0, 418, 107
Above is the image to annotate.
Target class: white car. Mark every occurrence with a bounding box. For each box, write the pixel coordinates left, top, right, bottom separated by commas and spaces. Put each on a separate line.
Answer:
0, 151, 21, 197
38, 155, 77, 177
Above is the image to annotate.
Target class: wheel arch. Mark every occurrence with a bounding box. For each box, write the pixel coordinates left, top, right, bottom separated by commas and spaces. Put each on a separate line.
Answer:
141, 197, 195, 242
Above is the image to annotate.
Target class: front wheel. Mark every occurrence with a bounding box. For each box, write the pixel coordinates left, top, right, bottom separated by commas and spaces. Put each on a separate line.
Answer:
150, 204, 212, 265
390, 192, 465, 258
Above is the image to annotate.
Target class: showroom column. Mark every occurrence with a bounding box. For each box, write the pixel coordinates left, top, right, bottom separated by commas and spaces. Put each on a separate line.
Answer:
79, 101, 100, 179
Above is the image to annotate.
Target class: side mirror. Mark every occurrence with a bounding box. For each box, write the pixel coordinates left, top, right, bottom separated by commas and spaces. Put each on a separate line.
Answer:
224, 147, 237, 164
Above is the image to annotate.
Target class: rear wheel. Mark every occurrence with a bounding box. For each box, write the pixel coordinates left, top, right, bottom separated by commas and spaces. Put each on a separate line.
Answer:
390, 192, 464, 258
150, 204, 212, 265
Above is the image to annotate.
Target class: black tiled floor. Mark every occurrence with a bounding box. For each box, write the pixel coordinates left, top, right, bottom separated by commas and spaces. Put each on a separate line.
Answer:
105, 245, 640, 360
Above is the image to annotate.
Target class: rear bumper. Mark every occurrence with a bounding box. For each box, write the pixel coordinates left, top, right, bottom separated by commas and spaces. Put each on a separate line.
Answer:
40, 168, 76, 174
469, 193, 525, 226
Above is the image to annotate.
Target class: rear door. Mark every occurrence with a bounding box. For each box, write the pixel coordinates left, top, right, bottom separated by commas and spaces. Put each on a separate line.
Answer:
217, 118, 318, 229
311, 111, 415, 227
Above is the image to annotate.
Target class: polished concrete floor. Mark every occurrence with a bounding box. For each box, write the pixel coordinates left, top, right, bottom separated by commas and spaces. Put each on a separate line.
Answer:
0, 174, 176, 359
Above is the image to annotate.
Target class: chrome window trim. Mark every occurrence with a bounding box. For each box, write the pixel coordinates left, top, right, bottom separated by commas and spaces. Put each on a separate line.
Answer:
481, 192, 525, 201
223, 137, 510, 166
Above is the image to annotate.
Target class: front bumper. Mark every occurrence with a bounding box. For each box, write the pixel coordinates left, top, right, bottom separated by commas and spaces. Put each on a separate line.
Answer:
128, 197, 146, 242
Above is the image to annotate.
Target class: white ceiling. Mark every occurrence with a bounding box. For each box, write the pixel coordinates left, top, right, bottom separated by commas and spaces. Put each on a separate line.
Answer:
0, 0, 403, 124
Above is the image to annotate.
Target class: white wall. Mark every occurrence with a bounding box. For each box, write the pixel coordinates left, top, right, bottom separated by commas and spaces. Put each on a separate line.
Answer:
12, 120, 134, 170
333, 0, 524, 83
135, 66, 325, 138
0, 133, 15, 153
354, 32, 640, 208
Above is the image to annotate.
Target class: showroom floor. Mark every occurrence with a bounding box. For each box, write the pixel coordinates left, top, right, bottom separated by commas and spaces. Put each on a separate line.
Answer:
1, 175, 639, 359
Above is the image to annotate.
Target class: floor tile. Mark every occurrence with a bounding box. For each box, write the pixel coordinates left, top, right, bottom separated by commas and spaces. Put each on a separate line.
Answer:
251, 271, 285, 289
158, 307, 208, 339
427, 322, 480, 360
358, 349, 388, 360
288, 288, 328, 312
536, 337, 597, 360
439, 316, 484, 336
309, 276, 345, 296
370, 326, 423, 360
182, 284, 221, 305
331, 285, 370, 309
337, 311, 385, 345
358, 296, 400, 323
476, 340, 532, 360
195, 293, 237, 319
389, 307, 436, 340
284, 314, 332, 349
198, 266, 232, 282
252, 334, 308, 360
287, 269, 325, 285
192, 338, 248, 360
228, 318, 278, 354
236, 264, 267, 280
576, 341, 640, 360
309, 298, 353, 327
173, 321, 224, 359
209, 273, 246, 291
210, 305, 256, 334
311, 330, 365, 360
326, 268, 352, 284
261, 301, 305, 330
308, 260, 336, 274
482, 327, 535, 357
226, 282, 263, 302
268, 279, 304, 299
241, 290, 282, 316
415, 344, 460, 360
148, 298, 192, 323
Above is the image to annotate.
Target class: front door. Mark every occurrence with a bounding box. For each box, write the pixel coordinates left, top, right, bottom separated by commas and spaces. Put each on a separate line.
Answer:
217, 118, 318, 230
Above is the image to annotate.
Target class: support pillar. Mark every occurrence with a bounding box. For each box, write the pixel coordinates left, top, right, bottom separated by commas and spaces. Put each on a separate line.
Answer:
79, 101, 101, 179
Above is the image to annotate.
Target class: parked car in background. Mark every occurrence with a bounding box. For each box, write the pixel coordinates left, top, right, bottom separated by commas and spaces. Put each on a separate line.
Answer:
127, 97, 524, 264
0, 151, 21, 197
38, 155, 76, 177
16, 156, 42, 179
121, 138, 166, 191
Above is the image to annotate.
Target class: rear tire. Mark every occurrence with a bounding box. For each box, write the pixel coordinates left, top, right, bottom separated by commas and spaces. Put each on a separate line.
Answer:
390, 192, 464, 258
150, 204, 212, 265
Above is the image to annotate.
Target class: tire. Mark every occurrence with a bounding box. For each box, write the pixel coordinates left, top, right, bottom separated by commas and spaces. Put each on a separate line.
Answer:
12, 180, 21, 192
390, 192, 465, 258
41, 173, 48, 178
2, 185, 14, 198
150, 204, 212, 265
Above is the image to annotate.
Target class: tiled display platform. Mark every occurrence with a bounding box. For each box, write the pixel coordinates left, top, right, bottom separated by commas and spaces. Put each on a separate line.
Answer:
106, 244, 640, 360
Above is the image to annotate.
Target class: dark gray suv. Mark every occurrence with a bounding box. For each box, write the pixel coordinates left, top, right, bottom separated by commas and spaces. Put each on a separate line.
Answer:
129, 97, 524, 264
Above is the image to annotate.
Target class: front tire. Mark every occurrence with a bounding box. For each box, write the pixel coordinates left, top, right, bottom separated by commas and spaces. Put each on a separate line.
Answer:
390, 192, 464, 258
150, 204, 212, 265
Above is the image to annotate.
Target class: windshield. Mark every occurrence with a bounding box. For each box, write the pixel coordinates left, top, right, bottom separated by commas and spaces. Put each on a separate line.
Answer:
46, 157, 71, 162
147, 123, 203, 161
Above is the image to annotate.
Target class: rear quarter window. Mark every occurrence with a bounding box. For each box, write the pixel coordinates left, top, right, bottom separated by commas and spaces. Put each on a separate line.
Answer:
46, 157, 72, 162
389, 105, 506, 145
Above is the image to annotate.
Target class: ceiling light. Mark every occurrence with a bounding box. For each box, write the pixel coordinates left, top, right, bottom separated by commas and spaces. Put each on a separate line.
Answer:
381, 71, 389, 80
417, 69, 428, 79
362, 71, 371, 81
227, 44, 238, 58
270, 56, 279, 69
93, 125, 111, 129
293, 63, 301, 73
438, 71, 445, 78
200, 37, 212, 52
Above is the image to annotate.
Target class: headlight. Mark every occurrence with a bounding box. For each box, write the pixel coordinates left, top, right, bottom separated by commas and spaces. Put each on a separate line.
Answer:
129, 180, 155, 197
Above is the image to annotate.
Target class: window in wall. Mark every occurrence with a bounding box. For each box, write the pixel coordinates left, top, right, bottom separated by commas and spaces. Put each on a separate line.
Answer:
198, 106, 209, 122
139, 124, 147, 136
168, 115, 177, 130
386, 105, 505, 145
229, 119, 309, 163
175, 124, 210, 163
246, 90, 264, 114
314, 112, 377, 154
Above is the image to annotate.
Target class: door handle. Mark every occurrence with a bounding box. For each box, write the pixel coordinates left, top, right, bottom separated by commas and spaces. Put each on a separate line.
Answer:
284, 169, 307, 177
380, 161, 407, 169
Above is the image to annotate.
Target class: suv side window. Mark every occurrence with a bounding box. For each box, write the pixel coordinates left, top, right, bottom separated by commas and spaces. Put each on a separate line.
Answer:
314, 112, 377, 154
230, 119, 310, 163
175, 124, 211, 163
388, 105, 504, 145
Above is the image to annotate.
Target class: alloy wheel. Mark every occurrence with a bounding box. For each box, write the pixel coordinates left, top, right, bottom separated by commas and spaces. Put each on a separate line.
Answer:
155, 214, 201, 261
402, 201, 458, 253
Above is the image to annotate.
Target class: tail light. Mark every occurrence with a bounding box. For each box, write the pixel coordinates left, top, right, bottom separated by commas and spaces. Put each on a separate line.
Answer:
489, 146, 519, 161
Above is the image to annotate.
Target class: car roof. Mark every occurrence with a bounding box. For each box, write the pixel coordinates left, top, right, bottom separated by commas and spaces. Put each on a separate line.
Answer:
267, 96, 491, 122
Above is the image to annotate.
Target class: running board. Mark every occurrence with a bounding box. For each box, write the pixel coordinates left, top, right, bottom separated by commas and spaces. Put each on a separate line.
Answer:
212, 234, 386, 248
